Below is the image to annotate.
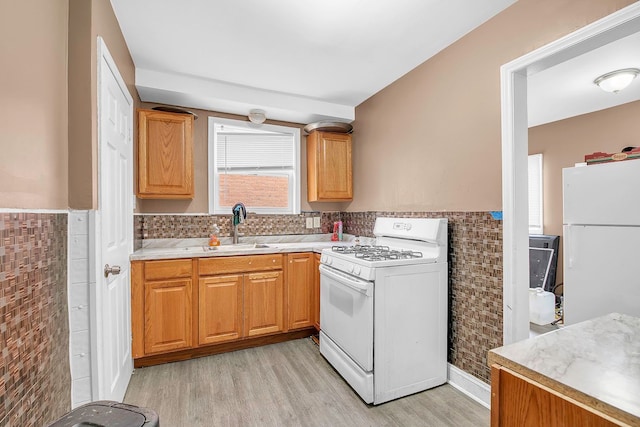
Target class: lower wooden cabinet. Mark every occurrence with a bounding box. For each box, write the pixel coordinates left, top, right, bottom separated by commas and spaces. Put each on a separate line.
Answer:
199, 254, 284, 340
199, 274, 243, 345
313, 254, 320, 331
144, 278, 193, 354
286, 253, 314, 330
244, 271, 284, 337
131, 259, 195, 357
132, 252, 316, 364
491, 365, 619, 427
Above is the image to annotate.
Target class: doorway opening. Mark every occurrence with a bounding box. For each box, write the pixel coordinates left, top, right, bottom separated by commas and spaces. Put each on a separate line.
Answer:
500, 3, 640, 345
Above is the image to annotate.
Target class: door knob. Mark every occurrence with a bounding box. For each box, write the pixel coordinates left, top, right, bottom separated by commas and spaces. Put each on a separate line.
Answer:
104, 264, 121, 278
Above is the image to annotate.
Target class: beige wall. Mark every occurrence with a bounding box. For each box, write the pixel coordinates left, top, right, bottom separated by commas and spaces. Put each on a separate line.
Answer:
351, 0, 637, 212
136, 103, 348, 214
528, 100, 640, 285
0, 0, 69, 209
68, 0, 92, 210
0, 0, 135, 210
68, 0, 139, 210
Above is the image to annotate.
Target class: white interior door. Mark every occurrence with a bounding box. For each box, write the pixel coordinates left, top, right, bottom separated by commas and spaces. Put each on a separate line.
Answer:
96, 36, 133, 401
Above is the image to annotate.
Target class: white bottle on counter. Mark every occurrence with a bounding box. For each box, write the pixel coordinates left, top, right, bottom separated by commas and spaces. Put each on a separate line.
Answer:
529, 287, 555, 325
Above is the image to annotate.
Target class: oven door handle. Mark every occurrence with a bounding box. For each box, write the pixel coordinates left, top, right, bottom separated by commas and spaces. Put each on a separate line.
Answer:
319, 264, 373, 296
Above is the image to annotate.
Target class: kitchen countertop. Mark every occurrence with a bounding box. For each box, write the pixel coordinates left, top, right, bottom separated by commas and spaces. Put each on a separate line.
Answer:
488, 312, 640, 425
130, 234, 358, 261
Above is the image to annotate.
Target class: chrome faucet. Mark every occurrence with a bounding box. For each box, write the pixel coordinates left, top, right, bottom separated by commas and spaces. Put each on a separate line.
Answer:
231, 202, 247, 244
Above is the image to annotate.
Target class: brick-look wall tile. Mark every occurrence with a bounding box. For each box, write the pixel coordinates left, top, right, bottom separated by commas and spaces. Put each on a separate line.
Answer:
135, 213, 325, 239
0, 213, 71, 426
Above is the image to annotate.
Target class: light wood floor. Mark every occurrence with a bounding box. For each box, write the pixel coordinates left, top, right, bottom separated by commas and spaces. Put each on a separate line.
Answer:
124, 338, 489, 426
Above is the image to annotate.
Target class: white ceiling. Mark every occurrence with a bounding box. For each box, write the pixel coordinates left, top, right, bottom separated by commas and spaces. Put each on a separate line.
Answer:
110, 0, 517, 124
528, 30, 640, 127
110, 1, 640, 127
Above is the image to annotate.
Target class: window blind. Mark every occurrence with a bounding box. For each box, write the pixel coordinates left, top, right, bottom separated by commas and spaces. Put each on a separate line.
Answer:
216, 133, 294, 170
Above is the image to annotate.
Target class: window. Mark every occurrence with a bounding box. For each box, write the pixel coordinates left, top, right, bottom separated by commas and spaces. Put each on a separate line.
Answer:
528, 153, 543, 234
208, 117, 300, 214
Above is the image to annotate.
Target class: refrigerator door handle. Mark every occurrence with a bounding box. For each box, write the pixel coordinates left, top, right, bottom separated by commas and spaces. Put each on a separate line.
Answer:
566, 226, 573, 268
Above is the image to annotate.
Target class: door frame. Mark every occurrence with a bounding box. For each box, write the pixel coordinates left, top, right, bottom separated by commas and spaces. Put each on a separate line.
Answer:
91, 36, 135, 400
500, 3, 640, 345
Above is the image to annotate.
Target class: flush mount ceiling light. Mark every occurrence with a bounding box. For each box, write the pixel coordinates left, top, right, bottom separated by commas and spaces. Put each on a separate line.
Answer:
248, 109, 266, 124
593, 68, 640, 93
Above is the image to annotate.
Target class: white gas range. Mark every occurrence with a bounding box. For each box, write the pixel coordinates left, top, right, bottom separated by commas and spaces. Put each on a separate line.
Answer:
319, 217, 448, 405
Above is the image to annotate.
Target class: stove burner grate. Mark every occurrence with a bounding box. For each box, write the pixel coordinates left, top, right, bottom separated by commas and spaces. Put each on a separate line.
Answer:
332, 245, 423, 261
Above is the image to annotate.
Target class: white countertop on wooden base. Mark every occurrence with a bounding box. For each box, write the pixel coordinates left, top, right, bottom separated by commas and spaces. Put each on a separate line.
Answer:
488, 312, 640, 425
130, 235, 356, 261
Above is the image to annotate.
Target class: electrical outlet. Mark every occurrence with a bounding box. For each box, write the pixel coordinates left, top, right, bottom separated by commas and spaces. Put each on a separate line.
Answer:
306, 217, 313, 229
313, 217, 321, 228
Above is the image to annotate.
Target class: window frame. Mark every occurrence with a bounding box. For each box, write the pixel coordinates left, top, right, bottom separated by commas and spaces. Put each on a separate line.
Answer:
208, 117, 301, 215
528, 153, 544, 235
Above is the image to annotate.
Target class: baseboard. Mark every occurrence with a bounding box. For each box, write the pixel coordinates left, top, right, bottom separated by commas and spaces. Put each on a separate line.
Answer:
447, 364, 491, 409
134, 328, 316, 368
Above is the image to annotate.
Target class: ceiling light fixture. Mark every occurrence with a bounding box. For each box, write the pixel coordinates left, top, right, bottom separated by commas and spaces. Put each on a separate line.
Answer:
248, 109, 266, 124
593, 68, 640, 93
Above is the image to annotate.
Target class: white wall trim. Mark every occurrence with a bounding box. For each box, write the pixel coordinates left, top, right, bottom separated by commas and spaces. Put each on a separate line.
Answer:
447, 364, 491, 409
500, 2, 640, 346
67, 210, 94, 408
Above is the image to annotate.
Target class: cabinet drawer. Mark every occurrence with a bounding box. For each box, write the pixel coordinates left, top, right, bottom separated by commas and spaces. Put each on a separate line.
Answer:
199, 254, 283, 275
144, 259, 192, 281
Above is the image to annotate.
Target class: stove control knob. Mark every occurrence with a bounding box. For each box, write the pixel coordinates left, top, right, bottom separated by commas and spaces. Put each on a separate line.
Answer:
354, 266, 361, 275
321, 255, 327, 263
348, 265, 354, 274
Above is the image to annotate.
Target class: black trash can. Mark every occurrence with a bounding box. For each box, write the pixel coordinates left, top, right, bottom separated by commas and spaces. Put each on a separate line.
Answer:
48, 401, 159, 427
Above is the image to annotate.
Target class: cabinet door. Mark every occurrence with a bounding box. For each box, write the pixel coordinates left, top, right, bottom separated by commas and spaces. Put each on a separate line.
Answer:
138, 109, 194, 199
491, 365, 619, 427
244, 271, 284, 337
313, 254, 321, 331
144, 279, 192, 354
199, 274, 243, 345
286, 253, 314, 330
307, 131, 353, 201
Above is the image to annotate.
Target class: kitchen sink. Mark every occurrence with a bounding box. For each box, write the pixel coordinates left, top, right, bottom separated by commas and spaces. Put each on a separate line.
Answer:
202, 243, 271, 251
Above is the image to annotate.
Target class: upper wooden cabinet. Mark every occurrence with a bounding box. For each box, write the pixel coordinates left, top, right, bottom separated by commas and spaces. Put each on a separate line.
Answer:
307, 131, 353, 202
137, 109, 194, 199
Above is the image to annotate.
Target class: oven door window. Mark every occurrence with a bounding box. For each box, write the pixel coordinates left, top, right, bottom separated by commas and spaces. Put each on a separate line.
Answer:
320, 265, 374, 372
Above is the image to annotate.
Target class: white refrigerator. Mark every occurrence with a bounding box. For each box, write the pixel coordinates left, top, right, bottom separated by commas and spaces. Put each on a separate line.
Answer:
563, 160, 640, 325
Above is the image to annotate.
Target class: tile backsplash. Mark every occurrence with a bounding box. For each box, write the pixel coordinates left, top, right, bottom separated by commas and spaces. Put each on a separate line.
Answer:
0, 213, 70, 426
134, 210, 502, 383
134, 212, 345, 249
